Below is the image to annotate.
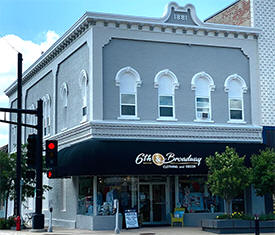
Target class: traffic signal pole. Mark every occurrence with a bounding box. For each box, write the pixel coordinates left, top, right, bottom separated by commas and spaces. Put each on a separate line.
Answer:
16, 52, 22, 220
32, 100, 44, 229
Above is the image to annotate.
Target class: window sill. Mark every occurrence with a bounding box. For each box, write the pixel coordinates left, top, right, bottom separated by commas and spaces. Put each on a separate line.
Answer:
227, 120, 247, 124
61, 128, 68, 132
193, 119, 214, 123
80, 116, 88, 124
118, 116, 140, 120
157, 117, 178, 121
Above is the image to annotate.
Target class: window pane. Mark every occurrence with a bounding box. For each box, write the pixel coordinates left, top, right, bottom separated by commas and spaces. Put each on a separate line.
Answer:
230, 110, 242, 120
197, 102, 209, 108
82, 106, 87, 116
230, 99, 242, 109
196, 97, 209, 103
197, 108, 209, 112
121, 105, 135, 116
160, 96, 173, 106
121, 94, 135, 104
160, 107, 173, 117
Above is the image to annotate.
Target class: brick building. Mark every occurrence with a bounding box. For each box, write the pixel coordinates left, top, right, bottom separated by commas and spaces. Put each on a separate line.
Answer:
205, 0, 275, 214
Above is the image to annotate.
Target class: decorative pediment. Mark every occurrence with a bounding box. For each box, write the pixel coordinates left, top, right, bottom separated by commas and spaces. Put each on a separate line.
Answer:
163, 2, 202, 26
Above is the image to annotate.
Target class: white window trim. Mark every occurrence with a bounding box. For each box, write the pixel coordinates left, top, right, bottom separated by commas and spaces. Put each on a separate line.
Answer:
224, 74, 247, 123
42, 94, 51, 137
115, 66, 141, 119
158, 95, 176, 120
194, 96, 213, 123
191, 72, 215, 122
119, 92, 138, 118
79, 69, 88, 123
154, 69, 179, 121
60, 82, 68, 131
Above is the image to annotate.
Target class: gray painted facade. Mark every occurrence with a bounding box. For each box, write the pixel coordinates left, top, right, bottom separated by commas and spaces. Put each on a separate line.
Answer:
4, 2, 265, 230
103, 39, 251, 124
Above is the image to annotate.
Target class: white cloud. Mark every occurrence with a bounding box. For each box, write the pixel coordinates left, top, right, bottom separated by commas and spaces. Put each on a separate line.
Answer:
0, 31, 59, 147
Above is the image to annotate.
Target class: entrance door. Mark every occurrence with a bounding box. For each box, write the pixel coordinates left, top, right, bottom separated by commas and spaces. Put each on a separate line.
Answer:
139, 183, 166, 224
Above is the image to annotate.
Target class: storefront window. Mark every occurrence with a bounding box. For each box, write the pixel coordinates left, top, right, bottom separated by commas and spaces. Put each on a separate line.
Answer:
78, 176, 93, 215
178, 176, 224, 213
97, 176, 138, 216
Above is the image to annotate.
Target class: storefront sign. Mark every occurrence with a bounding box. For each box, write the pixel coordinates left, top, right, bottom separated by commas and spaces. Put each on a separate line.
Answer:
124, 209, 139, 229
135, 152, 202, 169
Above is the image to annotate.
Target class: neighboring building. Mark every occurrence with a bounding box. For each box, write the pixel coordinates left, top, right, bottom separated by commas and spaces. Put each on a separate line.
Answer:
5, 2, 266, 229
205, 0, 274, 213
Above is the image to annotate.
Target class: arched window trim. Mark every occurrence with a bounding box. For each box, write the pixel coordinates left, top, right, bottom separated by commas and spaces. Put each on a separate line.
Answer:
79, 69, 88, 122
115, 66, 141, 120
42, 95, 51, 136
191, 72, 215, 122
60, 82, 68, 107
224, 74, 247, 123
191, 72, 215, 91
115, 66, 142, 88
224, 74, 247, 93
154, 69, 179, 121
60, 82, 68, 130
154, 69, 179, 91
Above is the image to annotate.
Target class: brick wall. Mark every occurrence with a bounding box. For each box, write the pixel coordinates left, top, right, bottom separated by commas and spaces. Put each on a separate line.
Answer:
206, 0, 251, 26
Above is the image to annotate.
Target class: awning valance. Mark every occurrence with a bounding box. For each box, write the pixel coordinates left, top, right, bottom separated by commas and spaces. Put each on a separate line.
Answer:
56, 139, 265, 177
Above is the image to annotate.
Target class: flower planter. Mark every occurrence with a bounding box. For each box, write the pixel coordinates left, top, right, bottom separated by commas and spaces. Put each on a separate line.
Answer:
201, 219, 275, 234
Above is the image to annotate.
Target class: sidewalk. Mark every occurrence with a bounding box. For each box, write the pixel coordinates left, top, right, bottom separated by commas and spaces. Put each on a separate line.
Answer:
1, 227, 274, 235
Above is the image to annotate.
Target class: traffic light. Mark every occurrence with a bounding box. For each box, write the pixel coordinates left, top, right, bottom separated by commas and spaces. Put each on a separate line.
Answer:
47, 169, 54, 178
46, 140, 58, 168
26, 134, 38, 169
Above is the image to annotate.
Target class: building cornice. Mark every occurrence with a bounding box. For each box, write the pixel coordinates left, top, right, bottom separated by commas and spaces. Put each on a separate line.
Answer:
5, 2, 261, 97
48, 121, 262, 150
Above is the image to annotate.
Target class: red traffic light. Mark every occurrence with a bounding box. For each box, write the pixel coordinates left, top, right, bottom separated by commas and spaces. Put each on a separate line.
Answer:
47, 170, 53, 178
48, 142, 55, 150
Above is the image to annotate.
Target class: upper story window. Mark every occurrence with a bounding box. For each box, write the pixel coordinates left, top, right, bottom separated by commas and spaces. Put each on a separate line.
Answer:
154, 69, 179, 120
42, 94, 51, 136
191, 72, 215, 122
224, 74, 247, 123
79, 70, 88, 122
60, 82, 68, 130
115, 66, 142, 119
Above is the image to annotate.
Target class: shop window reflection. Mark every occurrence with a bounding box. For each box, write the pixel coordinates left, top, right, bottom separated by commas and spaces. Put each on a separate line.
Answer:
178, 176, 224, 213
97, 176, 138, 216
78, 177, 93, 215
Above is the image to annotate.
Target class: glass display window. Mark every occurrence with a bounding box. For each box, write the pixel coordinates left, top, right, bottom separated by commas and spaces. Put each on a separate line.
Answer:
78, 176, 93, 215
178, 175, 224, 213
97, 176, 138, 216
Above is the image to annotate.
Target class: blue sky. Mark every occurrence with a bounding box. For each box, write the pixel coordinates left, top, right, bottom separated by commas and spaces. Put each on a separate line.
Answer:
0, 0, 235, 147
0, 0, 235, 43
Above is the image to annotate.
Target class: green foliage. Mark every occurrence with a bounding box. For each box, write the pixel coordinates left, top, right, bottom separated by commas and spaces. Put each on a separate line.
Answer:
216, 213, 275, 221
206, 146, 251, 214
251, 148, 275, 196
0, 151, 13, 204
0, 145, 52, 215
0, 216, 16, 229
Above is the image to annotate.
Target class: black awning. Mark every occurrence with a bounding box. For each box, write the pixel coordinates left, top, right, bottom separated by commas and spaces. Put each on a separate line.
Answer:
56, 139, 265, 177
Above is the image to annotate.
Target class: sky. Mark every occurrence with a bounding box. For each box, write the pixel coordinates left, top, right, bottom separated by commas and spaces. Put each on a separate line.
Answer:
0, 0, 236, 147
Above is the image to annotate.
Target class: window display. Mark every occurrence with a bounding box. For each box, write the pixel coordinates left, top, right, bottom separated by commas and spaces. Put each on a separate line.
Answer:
178, 176, 224, 213
97, 176, 138, 216
78, 176, 93, 215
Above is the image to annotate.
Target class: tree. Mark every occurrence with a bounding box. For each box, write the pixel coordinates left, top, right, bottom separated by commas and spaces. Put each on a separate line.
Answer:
0, 145, 51, 218
0, 150, 13, 219
206, 146, 251, 215
251, 148, 275, 196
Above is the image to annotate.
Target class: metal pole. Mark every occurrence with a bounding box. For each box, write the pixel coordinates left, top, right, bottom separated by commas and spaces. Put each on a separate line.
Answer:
32, 100, 44, 230
114, 199, 120, 234
16, 52, 22, 220
255, 215, 260, 235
